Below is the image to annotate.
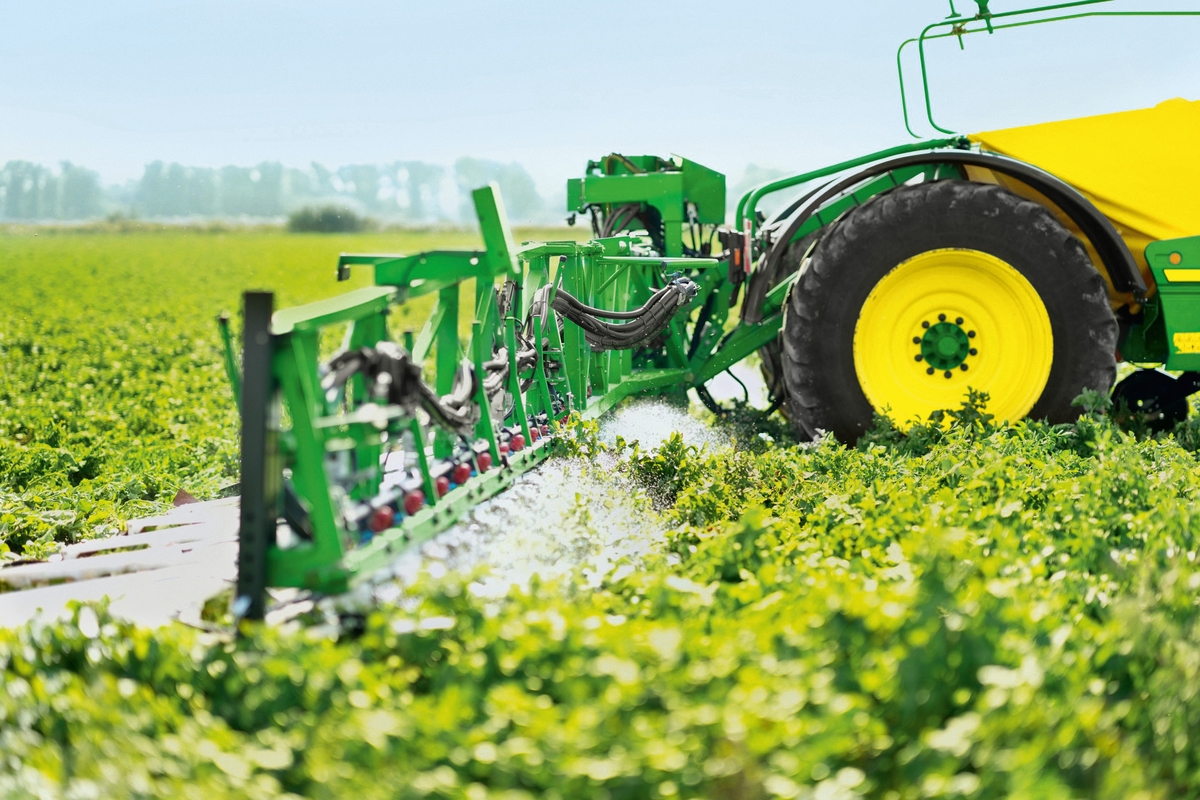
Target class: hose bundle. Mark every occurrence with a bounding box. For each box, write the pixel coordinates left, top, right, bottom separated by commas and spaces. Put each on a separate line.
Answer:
535, 274, 698, 352
321, 272, 697, 435
482, 345, 538, 397
322, 342, 480, 436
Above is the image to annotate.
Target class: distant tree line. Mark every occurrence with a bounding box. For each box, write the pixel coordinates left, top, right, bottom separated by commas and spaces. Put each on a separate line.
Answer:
0, 162, 106, 221
0, 158, 556, 224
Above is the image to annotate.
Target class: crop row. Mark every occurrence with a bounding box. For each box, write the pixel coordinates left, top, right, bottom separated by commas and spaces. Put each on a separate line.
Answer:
3, 401, 1200, 797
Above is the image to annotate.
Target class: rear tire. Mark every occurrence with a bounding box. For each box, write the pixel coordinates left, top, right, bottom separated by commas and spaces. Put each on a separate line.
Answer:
781, 180, 1117, 442
759, 233, 819, 411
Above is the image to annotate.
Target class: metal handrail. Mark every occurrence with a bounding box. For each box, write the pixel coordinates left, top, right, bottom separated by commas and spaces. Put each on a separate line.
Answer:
898, 1, 1200, 138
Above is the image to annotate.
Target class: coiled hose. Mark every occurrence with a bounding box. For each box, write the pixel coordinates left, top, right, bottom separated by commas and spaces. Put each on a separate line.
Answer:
528, 274, 698, 352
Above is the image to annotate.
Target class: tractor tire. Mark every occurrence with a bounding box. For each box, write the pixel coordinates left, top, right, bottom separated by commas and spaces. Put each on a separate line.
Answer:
759, 233, 820, 411
781, 180, 1117, 442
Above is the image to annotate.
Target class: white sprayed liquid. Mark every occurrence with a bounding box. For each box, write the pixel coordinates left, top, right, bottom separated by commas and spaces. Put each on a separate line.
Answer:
597, 362, 769, 451
341, 454, 660, 610
332, 368, 770, 610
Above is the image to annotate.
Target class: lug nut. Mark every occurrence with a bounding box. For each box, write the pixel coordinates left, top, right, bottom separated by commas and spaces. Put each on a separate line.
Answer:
944, 371, 952, 379
938, 313, 946, 322
912, 336, 921, 344
915, 354, 923, 362
969, 348, 977, 356
968, 330, 976, 338
955, 317, 964, 325
960, 364, 969, 371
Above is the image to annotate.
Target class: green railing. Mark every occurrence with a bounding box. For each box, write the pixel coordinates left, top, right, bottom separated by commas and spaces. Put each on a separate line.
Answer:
898, 0, 1200, 138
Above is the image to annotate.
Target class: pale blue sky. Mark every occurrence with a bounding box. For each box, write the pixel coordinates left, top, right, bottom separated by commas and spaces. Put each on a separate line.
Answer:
2, 0, 1197, 196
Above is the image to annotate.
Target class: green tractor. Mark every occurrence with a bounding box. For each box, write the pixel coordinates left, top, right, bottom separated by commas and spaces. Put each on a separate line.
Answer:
225, 0, 1200, 614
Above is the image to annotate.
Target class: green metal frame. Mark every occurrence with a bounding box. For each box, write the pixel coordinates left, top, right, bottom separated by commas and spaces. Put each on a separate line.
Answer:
567, 155, 725, 258
234, 185, 560, 595
1140, 237, 1200, 371
230, 177, 736, 601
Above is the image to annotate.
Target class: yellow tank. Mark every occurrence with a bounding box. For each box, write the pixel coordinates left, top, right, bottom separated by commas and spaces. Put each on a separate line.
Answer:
966, 98, 1200, 307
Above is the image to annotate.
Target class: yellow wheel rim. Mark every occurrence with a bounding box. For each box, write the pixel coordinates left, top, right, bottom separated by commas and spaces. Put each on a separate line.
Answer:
852, 248, 1053, 427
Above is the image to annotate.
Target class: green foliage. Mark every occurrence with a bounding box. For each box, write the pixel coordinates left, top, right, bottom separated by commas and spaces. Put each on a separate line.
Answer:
0, 161, 105, 221
555, 417, 606, 461
858, 388, 996, 457
286, 205, 371, 234
6, 411, 1200, 797
9, 231, 1200, 797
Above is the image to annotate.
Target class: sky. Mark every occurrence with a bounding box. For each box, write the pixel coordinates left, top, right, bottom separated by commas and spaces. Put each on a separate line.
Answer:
3, 0, 1198, 199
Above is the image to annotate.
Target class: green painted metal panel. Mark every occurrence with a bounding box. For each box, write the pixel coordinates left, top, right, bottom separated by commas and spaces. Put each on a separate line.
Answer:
570, 172, 683, 208
270, 286, 395, 335
1147, 236, 1200, 370
678, 156, 725, 224
474, 183, 522, 279
1118, 296, 1167, 364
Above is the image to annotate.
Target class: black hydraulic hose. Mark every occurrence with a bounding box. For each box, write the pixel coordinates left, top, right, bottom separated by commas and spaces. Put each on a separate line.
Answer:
694, 384, 725, 416
320, 271, 698, 439
482, 343, 539, 397
600, 203, 640, 238
550, 275, 698, 352
688, 292, 716, 360
604, 153, 644, 174
322, 342, 480, 437
554, 289, 656, 320
726, 368, 750, 405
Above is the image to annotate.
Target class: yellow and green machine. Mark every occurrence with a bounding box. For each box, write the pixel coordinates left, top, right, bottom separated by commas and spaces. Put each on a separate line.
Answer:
223, 0, 1200, 618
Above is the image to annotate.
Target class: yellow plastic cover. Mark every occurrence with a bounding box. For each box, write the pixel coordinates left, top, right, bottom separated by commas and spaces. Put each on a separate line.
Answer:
969, 98, 1200, 295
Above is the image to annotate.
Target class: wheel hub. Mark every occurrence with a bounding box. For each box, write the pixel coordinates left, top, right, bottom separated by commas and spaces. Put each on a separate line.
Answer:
853, 247, 1053, 428
913, 314, 978, 377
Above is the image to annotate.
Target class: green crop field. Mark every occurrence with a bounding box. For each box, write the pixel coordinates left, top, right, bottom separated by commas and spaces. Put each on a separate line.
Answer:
0, 225, 578, 559
3, 228, 1200, 798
